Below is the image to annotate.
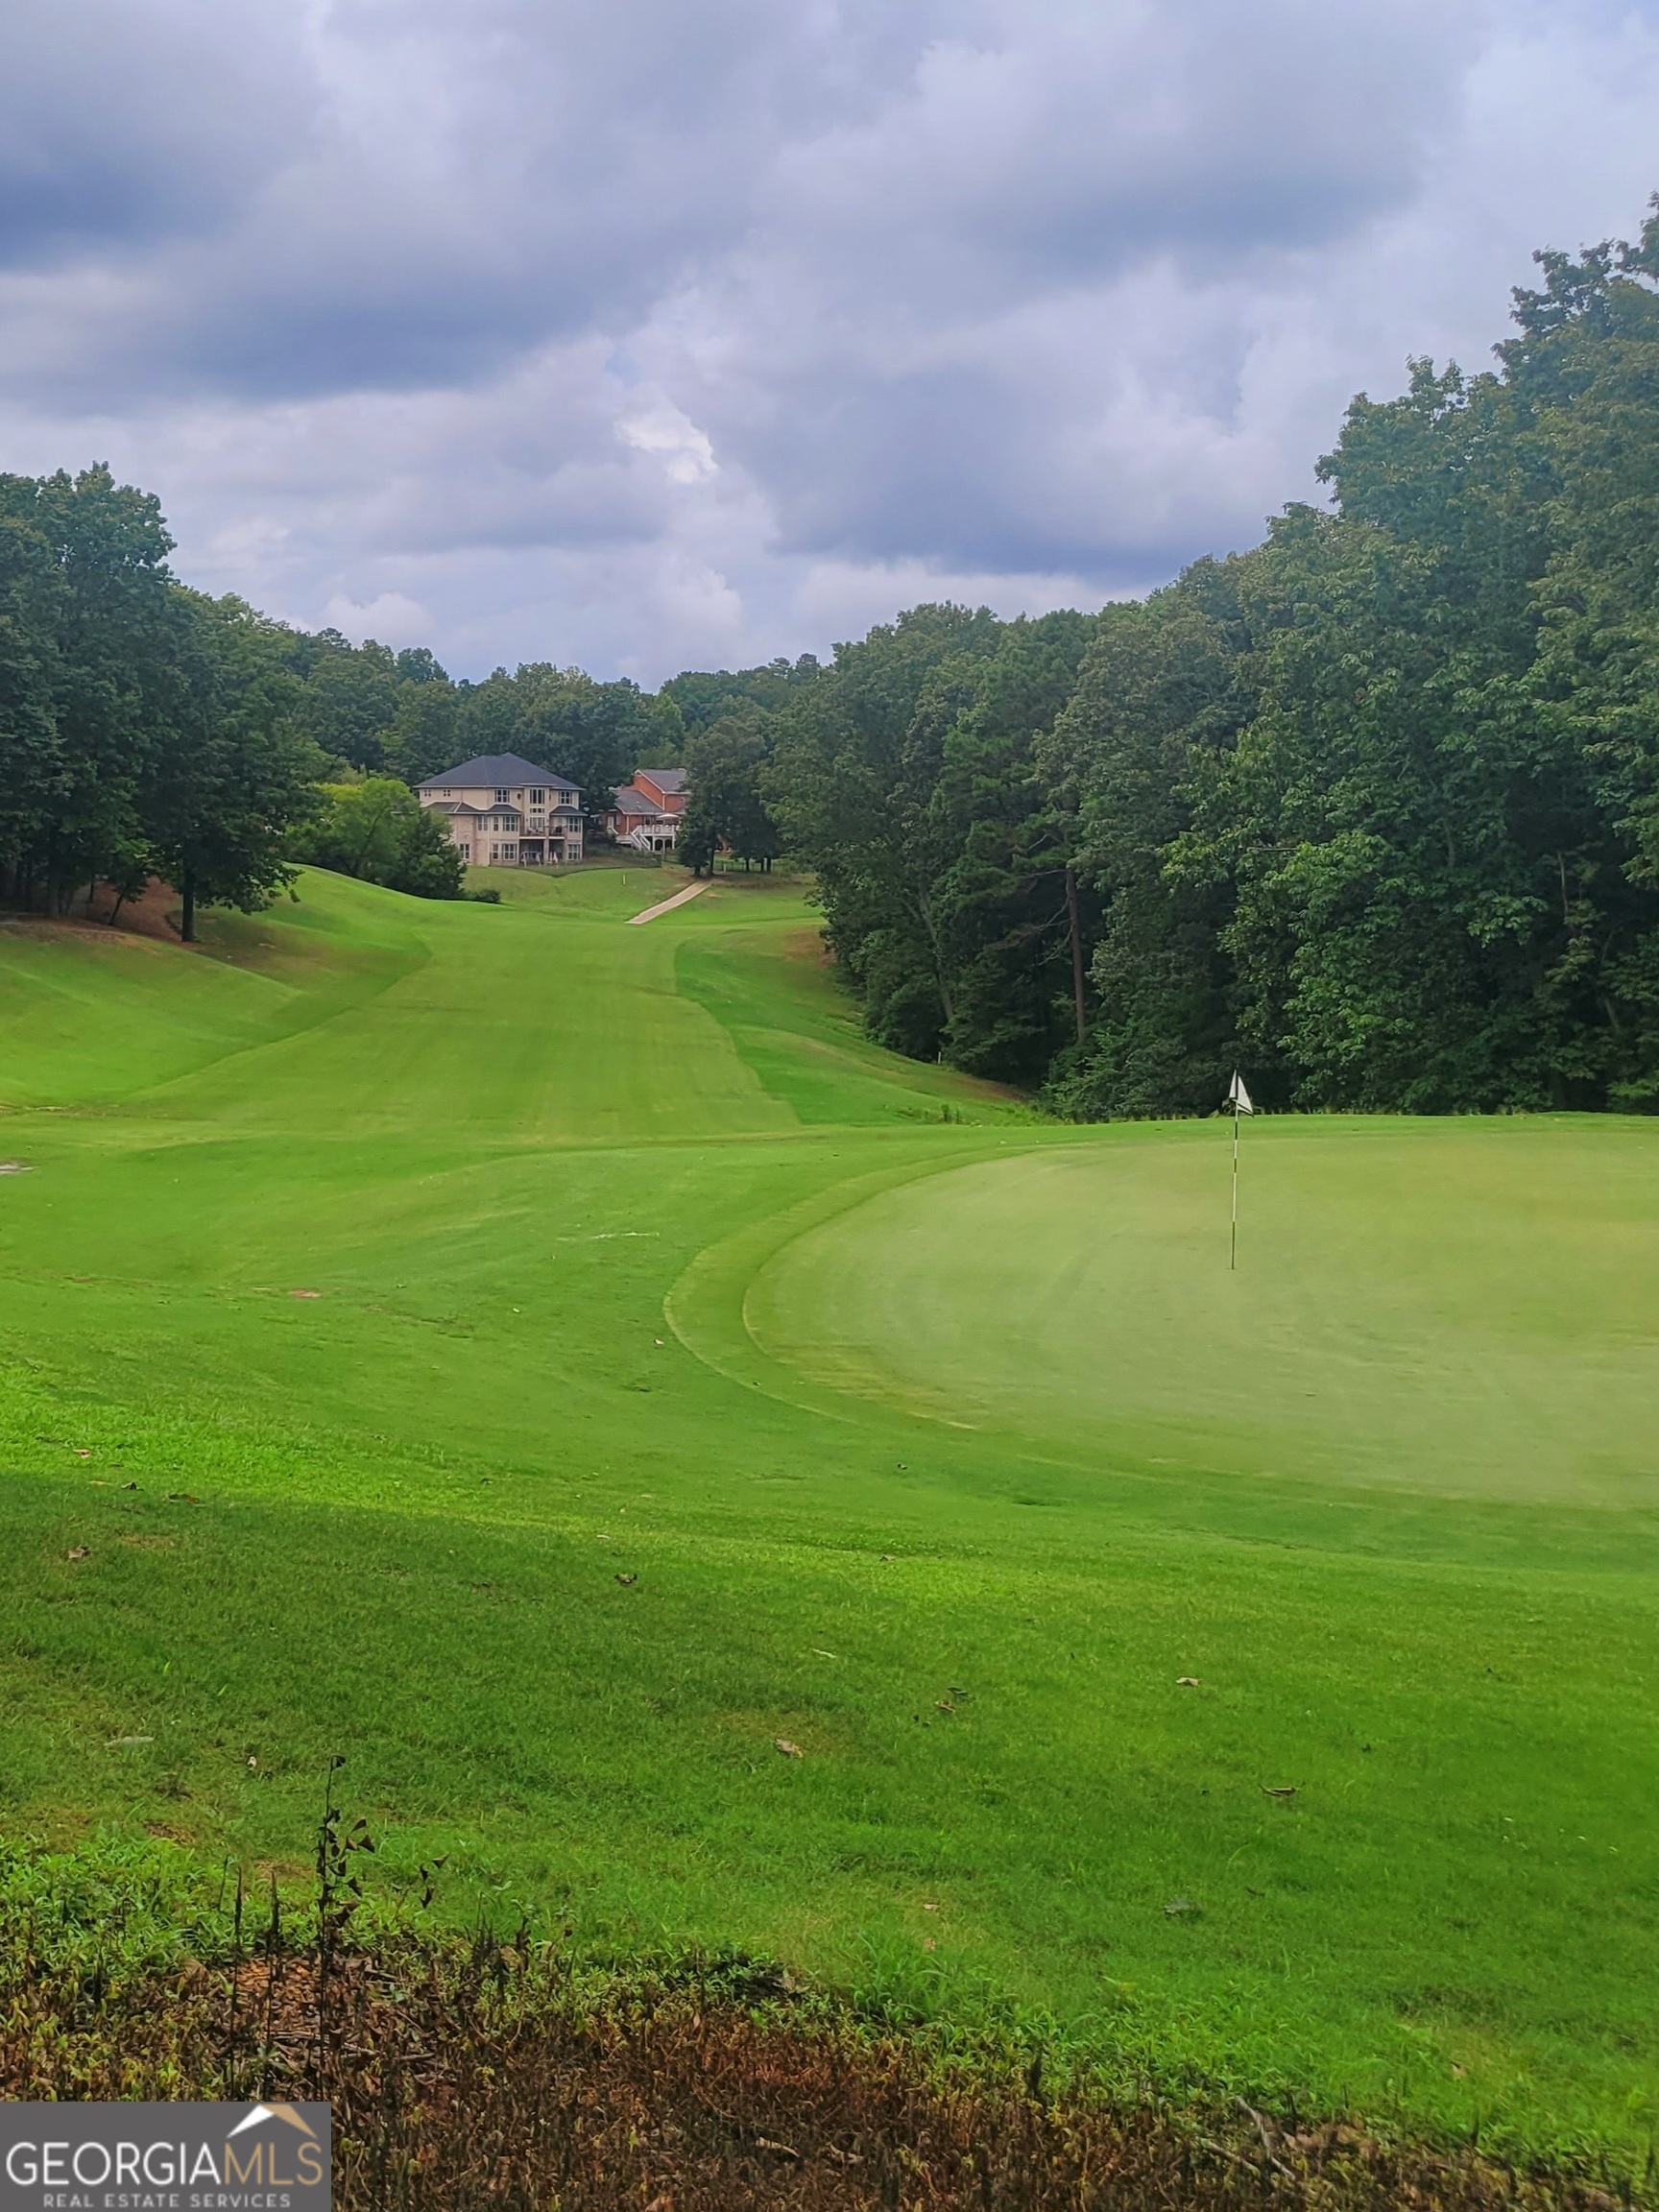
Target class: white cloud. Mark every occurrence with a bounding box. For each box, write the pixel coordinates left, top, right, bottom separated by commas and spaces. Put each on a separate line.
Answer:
318, 590, 434, 647
616, 402, 718, 488
0, 0, 1655, 679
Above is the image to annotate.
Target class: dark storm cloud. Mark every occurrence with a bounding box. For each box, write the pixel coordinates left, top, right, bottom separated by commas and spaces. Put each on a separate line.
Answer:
763, 0, 1467, 301
0, 0, 314, 265
0, 0, 1653, 673
0, 0, 1462, 403
0, 0, 970, 404
665, 0, 1477, 573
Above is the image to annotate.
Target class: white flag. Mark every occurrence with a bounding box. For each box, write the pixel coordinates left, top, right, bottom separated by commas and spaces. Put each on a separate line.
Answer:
1226, 1070, 1254, 1115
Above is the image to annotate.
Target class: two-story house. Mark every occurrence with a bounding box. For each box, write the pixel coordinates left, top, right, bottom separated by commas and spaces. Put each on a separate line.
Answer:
604, 766, 687, 853
418, 754, 584, 866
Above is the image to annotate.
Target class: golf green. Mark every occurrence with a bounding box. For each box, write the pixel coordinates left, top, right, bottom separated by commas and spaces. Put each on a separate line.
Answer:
743, 1121, 1659, 1505
0, 865, 1653, 2161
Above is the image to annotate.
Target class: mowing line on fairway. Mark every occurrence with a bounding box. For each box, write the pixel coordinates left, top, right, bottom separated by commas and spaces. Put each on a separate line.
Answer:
628, 880, 711, 925
6, 867, 1659, 2161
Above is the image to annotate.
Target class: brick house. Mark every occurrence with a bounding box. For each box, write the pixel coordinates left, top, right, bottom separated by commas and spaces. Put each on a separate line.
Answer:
418, 754, 584, 866
604, 767, 687, 853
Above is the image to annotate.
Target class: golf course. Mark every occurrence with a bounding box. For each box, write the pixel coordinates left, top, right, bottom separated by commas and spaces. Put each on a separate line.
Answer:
0, 861, 1654, 2162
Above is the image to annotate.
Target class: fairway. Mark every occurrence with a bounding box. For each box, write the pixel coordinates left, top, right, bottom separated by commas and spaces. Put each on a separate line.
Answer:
0, 866, 1655, 2164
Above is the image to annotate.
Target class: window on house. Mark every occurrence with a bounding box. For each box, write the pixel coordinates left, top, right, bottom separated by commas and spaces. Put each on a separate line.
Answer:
494, 788, 510, 803
530, 788, 545, 804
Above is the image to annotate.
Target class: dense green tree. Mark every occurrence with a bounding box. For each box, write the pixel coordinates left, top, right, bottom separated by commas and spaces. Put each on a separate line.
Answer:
1033, 209, 1656, 1114
1493, 209, 1659, 1099
387, 802, 469, 897
296, 774, 466, 899
662, 655, 821, 736
767, 607, 1093, 1074
633, 687, 686, 766
1184, 217, 1659, 1112
767, 605, 1002, 1056
0, 482, 70, 907
382, 679, 464, 784
921, 611, 1098, 1082
1040, 568, 1254, 1116
1185, 512, 1555, 1111
16, 466, 180, 913
394, 645, 447, 686
0, 474, 333, 938
300, 777, 413, 882
0, 472, 331, 933
144, 593, 327, 942
674, 806, 721, 878
676, 713, 781, 875
514, 668, 655, 817
299, 637, 404, 771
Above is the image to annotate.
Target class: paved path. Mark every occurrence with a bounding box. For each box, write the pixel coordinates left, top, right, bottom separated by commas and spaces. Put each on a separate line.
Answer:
627, 878, 711, 926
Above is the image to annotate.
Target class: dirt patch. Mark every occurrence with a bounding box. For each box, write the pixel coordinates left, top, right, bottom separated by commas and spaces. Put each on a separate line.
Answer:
0, 877, 186, 948
781, 925, 836, 970
76, 876, 184, 941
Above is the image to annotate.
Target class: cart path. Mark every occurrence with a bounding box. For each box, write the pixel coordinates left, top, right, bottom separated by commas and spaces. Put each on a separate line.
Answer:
627, 879, 712, 926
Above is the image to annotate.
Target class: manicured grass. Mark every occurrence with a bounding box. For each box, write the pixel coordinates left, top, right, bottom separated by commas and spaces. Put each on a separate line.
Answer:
744, 1119, 1659, 1507
0, 865, 1653, 2163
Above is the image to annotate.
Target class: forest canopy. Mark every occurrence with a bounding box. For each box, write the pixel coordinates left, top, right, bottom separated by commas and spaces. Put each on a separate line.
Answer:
763, 203, 1659, 1114
7, 207, 1659, 1108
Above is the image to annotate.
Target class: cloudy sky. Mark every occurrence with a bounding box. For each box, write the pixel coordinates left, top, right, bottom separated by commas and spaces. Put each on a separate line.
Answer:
3, 0, 1657, 683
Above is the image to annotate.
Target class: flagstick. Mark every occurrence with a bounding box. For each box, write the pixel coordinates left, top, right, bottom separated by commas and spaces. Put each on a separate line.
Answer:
1230, 1105, 1239, 1272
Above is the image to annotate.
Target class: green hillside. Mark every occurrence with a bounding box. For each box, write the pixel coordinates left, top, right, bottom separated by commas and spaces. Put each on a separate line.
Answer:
0, 866, 1654, 2162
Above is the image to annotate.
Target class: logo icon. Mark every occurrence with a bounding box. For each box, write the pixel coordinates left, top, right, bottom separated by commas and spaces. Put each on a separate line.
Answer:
0, 2101, 331, 2209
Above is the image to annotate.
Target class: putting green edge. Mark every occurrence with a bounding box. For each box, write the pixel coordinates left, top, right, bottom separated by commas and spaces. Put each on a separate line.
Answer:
664, 1131, 1061, 1424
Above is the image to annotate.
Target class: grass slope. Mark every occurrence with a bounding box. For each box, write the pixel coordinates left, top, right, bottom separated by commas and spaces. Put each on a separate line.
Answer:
0, 864, 1653, 2163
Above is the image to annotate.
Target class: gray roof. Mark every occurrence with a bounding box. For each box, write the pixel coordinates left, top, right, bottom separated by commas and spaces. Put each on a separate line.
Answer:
419, 754, 580, 794
609, 785, 662, 817
637, 766, 687, 795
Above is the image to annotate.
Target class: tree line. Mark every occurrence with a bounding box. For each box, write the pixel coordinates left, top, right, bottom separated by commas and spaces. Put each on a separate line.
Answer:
0, 476, 701, 930
0, 469, 320, 938
751, 205, 1659, 1114
9, 206, 1659, 1111
0, 477, 815, 926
